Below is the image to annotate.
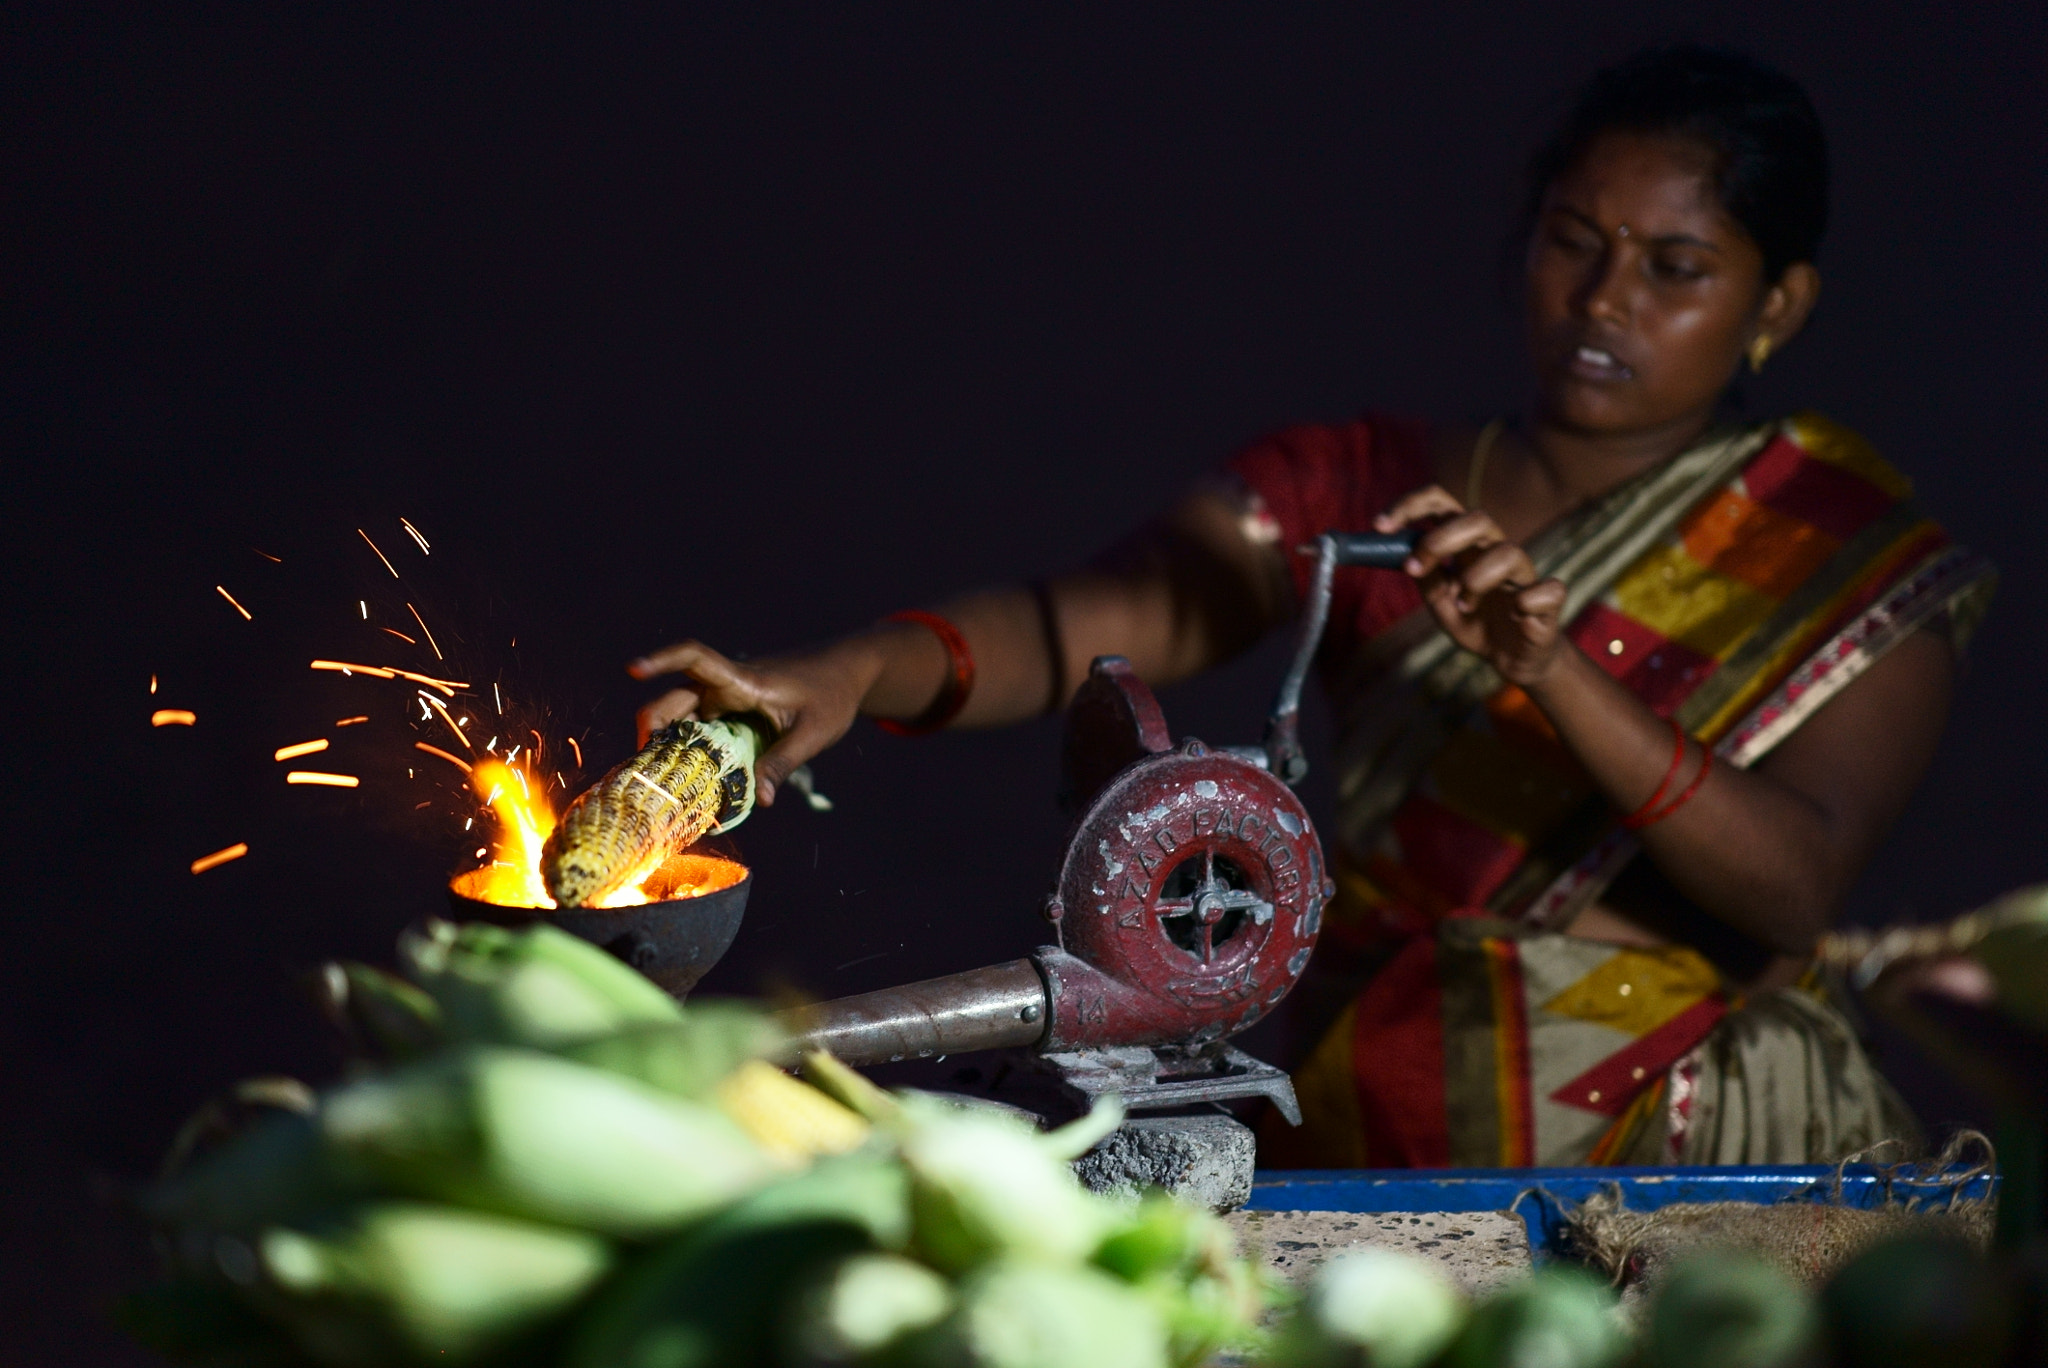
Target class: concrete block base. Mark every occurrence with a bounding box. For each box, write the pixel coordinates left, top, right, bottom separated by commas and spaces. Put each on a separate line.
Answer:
1073, 1113, 1256, 1213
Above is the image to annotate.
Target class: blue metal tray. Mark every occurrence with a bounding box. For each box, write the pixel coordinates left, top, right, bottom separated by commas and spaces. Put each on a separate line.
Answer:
1247, 1165, 1997, 1259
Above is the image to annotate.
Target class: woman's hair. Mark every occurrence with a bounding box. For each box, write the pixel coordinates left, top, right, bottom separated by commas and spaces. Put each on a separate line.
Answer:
1525, 44, 1829, 280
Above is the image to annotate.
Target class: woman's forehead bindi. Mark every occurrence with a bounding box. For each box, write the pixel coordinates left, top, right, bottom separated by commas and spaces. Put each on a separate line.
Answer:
1547, 131, 1740, 244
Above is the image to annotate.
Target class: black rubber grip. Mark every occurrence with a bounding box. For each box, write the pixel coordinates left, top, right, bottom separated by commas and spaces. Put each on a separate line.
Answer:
1327, 531, 1418, 568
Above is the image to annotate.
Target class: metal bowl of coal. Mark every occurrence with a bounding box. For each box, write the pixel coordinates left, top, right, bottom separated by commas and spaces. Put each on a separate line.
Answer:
447, 849, 751, 999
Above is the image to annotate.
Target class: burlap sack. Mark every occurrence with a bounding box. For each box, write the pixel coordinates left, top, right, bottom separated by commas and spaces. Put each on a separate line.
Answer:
1564, 1134, 1994, 1292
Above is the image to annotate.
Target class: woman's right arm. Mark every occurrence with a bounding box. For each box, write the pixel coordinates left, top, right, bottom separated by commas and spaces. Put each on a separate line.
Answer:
628, 484, 1295, 805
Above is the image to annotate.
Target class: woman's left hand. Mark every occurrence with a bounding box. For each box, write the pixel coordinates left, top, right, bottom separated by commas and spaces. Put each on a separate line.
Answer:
1378, 486, 1571, 687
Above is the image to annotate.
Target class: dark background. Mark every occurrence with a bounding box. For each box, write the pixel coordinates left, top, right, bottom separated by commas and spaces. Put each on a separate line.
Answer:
4, 4, 2043, 1361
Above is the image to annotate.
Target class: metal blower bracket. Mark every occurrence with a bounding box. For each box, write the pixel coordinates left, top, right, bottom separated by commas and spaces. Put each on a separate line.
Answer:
1032, 1043, 1303, 1127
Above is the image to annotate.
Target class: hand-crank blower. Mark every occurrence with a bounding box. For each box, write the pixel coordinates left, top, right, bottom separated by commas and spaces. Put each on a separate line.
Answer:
789, 531, 1415, 1124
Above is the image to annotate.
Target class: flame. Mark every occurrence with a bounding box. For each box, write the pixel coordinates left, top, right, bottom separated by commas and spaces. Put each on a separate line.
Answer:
462, 757, 742, 909
469, 758, 558, 908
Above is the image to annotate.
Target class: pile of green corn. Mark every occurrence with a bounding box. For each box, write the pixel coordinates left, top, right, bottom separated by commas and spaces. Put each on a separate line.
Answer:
121, 919, 1270, 1368
121, 917, 2038, 1368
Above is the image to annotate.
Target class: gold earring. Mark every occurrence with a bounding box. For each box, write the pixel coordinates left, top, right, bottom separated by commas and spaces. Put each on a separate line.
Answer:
1747, 334, 1774, 374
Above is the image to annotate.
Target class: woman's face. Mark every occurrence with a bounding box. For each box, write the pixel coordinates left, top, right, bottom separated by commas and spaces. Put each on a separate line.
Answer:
1523, 130, 1799, 438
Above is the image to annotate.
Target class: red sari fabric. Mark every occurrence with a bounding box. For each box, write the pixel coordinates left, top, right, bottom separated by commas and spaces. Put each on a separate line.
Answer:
1222, 412, 1986, 1168
1227, 414, 1435, 671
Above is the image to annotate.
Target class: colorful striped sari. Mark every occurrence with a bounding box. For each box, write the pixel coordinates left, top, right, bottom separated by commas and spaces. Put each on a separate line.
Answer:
1255, 413, 1994, 1169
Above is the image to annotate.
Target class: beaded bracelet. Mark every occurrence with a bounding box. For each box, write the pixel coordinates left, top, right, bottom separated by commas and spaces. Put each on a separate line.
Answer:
873, 610, 976, 736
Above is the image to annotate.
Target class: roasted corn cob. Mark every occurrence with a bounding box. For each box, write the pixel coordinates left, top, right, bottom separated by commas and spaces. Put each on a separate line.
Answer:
541, 715, 765, 908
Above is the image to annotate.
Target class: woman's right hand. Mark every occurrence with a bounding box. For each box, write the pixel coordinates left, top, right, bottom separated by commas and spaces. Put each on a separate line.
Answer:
626, 638, 883, 806
1377, 487, 1570, 689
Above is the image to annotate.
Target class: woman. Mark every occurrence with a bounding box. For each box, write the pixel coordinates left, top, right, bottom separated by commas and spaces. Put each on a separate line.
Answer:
629, 47, 1994, 1167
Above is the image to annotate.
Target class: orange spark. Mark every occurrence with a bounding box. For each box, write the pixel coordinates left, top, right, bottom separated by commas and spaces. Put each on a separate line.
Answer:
388, 667, 465, 694
274, 738, 329, 761
381, 627, 417, 644
312, 660, 397, 679
400, 518, 431, 554
358, 528, 399, 578
149, 674, 158, 694
566, 736, 583, 767
416, 741, 472, 773
629, 770, 677, 805
151, 709, 197, 727
335, 715, 369, 727
190, 843, 249, 874
405, 603, 443, 660
216, 586, 253, 620
424, 695, 470, 748
287, 771, 360, 787
253, 548, 282, 562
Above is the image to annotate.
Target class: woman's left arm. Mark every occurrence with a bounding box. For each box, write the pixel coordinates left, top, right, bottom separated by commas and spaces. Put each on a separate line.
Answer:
1384, 487, 1955, 955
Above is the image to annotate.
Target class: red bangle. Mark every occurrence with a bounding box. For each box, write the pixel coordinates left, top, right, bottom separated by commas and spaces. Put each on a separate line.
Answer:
874, 610, 976, 736
1639, 743, 1713, 828
1622, 721, 1714, 830
1621, 719, 1689, 829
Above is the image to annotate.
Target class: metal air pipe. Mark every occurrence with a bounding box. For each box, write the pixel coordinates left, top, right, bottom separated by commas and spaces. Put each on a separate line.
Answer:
786, 957, 1049, 1066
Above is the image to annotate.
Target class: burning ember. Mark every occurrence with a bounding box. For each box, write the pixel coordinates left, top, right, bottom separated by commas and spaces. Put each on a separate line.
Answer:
453, 757, 746, 910
162, 517, 748, 907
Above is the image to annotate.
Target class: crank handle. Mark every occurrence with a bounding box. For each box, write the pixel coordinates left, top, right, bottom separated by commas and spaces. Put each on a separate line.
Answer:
1294, 530, 1418, 570
1260, 528, 1420, 785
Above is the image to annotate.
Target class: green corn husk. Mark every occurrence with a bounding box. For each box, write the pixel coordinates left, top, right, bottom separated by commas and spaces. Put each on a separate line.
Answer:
1272, 1246, 1464, 1368
800, 1053, 1124, 1275
144, 1109, 352, 1236
319, 962, 444, 1061
563, 1155, 911, 1368
897, 1094, 1119, 1274
1091, 1192, 1248, 1288
894, 1260, 1170, 1368
1092, 1195, 1268, 1368
560, 999, 790, 1100
788, 1251, 954, 1362
802, 1049, 908, 1123
320, 1046, 773, 1237
1441, 1267, 1624, 1368
249, 1202, 613, 1368
1037, 1096, 1129, 1162
1092, 1195, 1213, 1284
1640, 1252, 1819, 1368
399, 920, 683, 1051
694, 1149, 912, 1249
